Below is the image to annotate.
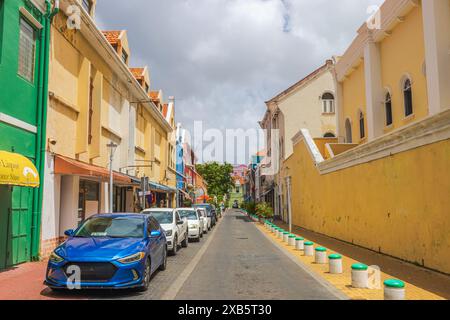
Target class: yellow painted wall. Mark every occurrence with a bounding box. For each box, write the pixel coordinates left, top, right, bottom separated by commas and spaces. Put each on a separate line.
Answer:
341, 61, 367, 144
286, 138, 450, 274
380, 6, 428, 131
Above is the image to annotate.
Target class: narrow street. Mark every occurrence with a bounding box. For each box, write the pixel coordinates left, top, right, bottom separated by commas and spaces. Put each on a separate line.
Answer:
38, 210, 339, 300
174, 210, 337, 300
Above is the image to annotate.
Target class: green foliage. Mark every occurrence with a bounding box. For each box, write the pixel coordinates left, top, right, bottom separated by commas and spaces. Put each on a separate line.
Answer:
196, 162, 234, 200
183, 199, 193, 207
256, 202, 274, 219
242, 201, 256, 215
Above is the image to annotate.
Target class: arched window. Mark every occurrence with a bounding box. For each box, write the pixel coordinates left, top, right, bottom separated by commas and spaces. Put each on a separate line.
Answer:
359, 111, 365, 139
345, 119, 352, 143
403, 78, 413, 117
385, 92, 393, 126
321, 92, 335, 114
323, 132, 336, 138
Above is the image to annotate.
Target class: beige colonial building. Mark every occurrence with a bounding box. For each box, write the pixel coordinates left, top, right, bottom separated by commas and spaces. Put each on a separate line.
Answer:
260, 59, 337, 221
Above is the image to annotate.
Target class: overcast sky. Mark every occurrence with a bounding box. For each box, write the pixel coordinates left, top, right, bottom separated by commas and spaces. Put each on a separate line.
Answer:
96, 0, 383, 164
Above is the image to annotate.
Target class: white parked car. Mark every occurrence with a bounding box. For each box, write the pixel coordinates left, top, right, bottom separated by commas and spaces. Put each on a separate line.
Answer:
143, 208, 188, 255
197, 208, 210, 233
177, 208, 203, 242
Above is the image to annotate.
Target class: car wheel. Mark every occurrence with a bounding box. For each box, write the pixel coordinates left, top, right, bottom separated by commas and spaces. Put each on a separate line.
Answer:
137, 258, 151, 292
159, 246, 167, 271
181, 233, 188, 248
171, 235, 178, 255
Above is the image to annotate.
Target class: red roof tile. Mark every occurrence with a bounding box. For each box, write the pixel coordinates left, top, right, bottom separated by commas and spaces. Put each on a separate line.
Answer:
102, 30, 122, 45
130, 67, 144, 79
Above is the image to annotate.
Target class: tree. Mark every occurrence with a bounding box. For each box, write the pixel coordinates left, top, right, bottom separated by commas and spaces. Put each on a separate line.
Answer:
196, 162, 234, 202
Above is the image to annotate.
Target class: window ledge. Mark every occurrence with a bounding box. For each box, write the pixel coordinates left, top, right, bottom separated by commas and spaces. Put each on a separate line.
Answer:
403, 113, 416, 123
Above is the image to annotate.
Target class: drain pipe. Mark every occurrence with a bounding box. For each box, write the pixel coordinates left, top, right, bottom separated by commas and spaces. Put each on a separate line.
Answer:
31, 0, 60, 260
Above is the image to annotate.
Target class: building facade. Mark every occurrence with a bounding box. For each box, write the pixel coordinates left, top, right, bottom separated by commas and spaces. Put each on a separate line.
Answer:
40, 0, 175, 257
260, 60, 337, 221
285, 0, 450, 274
0, 0, 56, 270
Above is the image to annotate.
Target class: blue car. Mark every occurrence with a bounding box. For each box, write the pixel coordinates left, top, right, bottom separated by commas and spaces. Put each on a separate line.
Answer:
45, 214, 167, 291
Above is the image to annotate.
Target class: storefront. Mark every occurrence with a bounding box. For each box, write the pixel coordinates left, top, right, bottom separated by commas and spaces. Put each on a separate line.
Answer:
0, 151, 40, 270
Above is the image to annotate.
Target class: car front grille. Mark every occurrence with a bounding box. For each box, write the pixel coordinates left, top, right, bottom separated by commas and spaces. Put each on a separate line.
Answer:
63, 262, 118, 282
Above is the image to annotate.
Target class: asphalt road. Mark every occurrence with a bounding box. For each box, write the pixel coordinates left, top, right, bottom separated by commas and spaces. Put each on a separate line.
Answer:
48, 209, 339, 300
174, 210, 338, 300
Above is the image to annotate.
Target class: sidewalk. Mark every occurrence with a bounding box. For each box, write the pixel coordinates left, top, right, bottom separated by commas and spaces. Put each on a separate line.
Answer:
268, 220, 450, 300
0, 261, 85, 300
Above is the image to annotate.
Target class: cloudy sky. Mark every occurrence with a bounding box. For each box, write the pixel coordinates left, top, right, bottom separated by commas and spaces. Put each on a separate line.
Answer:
96, 0, 383, 164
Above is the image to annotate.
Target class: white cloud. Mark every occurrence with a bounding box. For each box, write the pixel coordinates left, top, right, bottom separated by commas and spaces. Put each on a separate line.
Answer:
96, 0, 384, 164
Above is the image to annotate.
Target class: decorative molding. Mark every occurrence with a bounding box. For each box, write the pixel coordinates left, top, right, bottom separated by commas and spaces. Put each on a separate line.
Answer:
49, 92, 80, 114
293, 109, 450, 175
19, 7, 43, 29
101, 126, 122, 142
0, 113, 37, 134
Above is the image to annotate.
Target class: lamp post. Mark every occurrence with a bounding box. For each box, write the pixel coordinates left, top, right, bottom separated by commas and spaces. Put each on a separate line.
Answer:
285, 166, 292, 233
107, 141, 118, 213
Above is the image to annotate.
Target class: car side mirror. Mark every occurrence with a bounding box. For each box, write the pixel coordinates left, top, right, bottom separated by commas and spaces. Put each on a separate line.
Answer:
64, 229, 74, 237
150, 230, 161, 238
177, 220, 184, 225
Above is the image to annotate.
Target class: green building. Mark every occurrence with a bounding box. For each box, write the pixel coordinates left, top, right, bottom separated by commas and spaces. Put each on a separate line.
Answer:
0, 0, 57, 270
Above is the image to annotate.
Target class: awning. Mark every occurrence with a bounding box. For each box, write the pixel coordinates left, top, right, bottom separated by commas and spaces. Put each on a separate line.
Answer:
149, 181, 177, 193
0, 151, 40, 187
54, 155, 133, 184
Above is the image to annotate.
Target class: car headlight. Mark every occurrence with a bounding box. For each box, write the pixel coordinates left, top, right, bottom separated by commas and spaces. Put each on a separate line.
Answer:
118, 252, 146, 264
49, 251, 64, 263
165, 229, 173, 237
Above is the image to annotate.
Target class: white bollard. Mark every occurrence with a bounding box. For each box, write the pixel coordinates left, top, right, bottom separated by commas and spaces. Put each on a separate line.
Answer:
304, 242, 314, 256
328, 254, 343, 274
384, 279, 406, 300
351, 264, 369, 288
283, 232, 289, 243
277, 230, 284, 240
295, 237, 304, 251
315, 247, 327, 264
288, 235, 296, 246
274, 229, 279, 238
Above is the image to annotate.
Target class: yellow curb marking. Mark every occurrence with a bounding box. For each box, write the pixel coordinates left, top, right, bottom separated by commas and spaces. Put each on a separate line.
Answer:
258, 224, 445, 300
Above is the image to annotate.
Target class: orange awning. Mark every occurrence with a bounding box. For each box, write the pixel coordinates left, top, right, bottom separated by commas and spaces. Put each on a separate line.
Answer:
54, 155, 133, 184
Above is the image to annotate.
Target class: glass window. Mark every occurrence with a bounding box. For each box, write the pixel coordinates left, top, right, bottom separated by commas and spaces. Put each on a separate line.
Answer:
82, 0, 92, 14
359, 111, 365, 139
322, 93, 335, 114
178, 210, 198, 220
121, 50, 128, 64
149, 211, 174, 224
385, 93, 393, 126
403, 79, 413, 117
75, 216, 145, 238
18, 18, 36, 82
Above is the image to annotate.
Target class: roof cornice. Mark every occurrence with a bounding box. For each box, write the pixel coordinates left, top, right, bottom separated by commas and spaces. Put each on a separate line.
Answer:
60, 0, 173, 133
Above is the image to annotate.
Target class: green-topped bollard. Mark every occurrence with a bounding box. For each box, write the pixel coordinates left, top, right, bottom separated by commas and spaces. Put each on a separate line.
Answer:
351, 263, 369, 288
277, 229, 284, 240
288, 235, 296, 246
328, 254, 343, 274
384, 279, 405, 300
283, 232, 290, 243
315, 247, 327, 264
304, 241, 314, 256
295, 237, 304, 251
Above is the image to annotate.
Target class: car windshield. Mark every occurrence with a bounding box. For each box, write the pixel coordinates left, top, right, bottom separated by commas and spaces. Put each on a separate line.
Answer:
149, 211, 174, 224
74, 216, 144, 238
194, 205, 211, 215
178, 210, 198, 221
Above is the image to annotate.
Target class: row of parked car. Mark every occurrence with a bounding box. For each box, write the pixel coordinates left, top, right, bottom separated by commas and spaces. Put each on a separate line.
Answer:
44, 204, 221, 292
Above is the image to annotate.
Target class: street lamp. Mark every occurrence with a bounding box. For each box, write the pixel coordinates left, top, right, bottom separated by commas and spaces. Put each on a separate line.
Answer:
107, 141, 118, 213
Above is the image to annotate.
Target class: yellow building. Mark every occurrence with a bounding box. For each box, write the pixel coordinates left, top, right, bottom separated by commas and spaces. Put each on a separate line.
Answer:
40, 0, 176, 256
286, 0, 450, 274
